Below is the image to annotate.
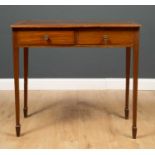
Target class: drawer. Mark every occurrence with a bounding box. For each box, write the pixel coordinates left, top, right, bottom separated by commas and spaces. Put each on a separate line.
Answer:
78, 30, 134, 45
16, 30, 75, 46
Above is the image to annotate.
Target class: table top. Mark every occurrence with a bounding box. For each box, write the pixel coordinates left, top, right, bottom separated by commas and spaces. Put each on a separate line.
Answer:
11, 20, 141, 29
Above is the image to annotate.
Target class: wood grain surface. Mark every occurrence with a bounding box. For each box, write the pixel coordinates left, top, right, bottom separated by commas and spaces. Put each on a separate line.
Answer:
0, 90, 154, 148
11, 20, 141, 28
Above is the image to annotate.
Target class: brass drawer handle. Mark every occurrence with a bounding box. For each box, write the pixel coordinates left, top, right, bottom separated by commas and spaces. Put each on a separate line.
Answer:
43, 34, 49, 41
103, 35, 109, 44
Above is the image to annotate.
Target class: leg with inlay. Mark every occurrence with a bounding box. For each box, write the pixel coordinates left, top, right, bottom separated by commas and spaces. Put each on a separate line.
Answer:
132, 35, 139, 139
125, 47, 131, 119
13, 44, 20, 137
24, 47, 29, 118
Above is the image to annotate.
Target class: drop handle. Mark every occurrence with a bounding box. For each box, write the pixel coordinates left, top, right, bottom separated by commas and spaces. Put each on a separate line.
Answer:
43, 34, 49, 41
103, 35, 109, 44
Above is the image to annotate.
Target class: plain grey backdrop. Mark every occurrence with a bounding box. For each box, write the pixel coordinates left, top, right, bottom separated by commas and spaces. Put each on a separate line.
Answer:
0, 5, 154, 78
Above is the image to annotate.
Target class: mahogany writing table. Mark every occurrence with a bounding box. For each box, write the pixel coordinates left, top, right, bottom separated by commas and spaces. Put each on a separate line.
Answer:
11, 20, 141, 138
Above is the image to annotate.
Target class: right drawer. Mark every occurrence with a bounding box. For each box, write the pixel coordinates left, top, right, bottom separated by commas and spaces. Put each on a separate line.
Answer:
77, 30, 134, 46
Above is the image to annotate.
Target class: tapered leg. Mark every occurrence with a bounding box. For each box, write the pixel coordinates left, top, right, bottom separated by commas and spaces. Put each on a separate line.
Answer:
125, 47, 131, 119
132, 44, 139, 139
24, 48, 28, 118
13, 45, 20, 137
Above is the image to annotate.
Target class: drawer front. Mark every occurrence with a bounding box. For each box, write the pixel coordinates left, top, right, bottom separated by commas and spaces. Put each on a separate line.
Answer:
78, 30, 134, 45
17, 31, 75, 46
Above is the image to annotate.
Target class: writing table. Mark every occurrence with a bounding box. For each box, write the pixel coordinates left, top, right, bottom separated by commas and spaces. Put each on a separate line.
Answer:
11, 20, 141, 138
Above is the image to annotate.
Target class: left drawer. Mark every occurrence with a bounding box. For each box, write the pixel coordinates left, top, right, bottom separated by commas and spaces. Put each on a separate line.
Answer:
16, 30, 75, 46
